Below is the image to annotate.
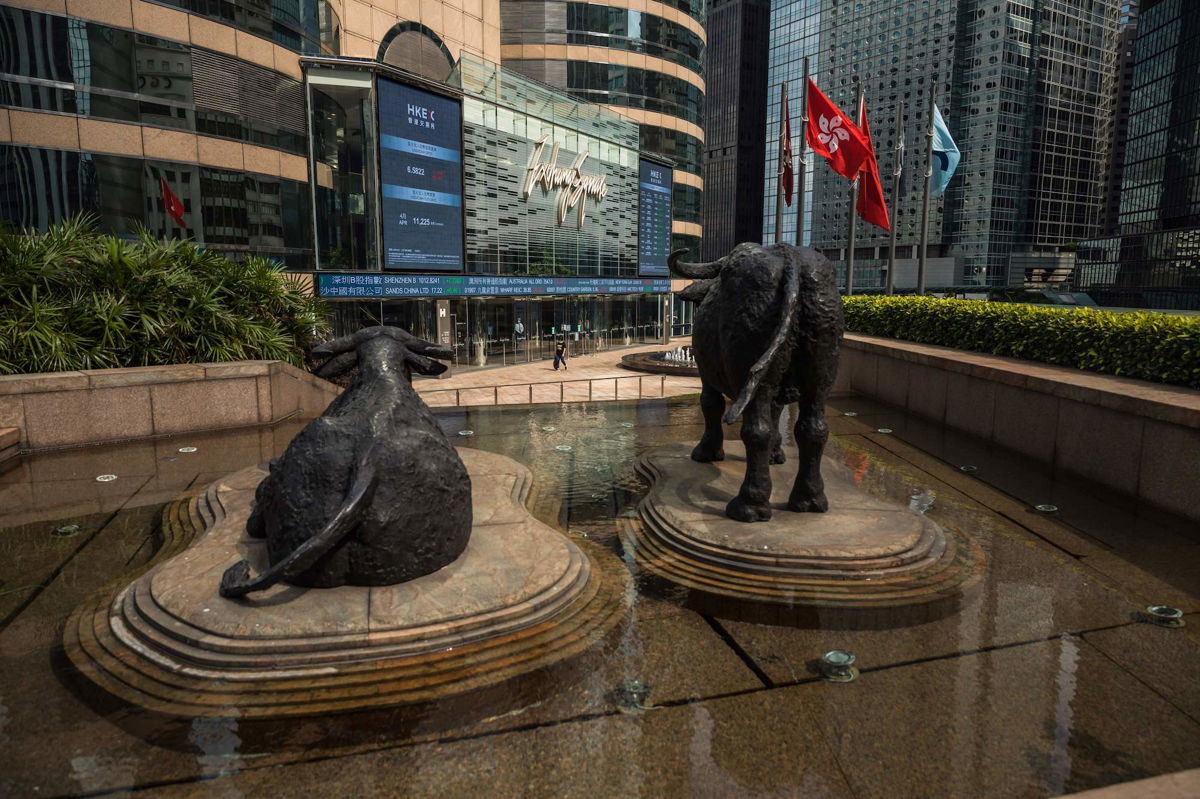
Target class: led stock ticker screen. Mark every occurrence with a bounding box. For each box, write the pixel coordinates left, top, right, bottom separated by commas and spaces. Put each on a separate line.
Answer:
638, 159, 673, 277
378, 79, 464, 272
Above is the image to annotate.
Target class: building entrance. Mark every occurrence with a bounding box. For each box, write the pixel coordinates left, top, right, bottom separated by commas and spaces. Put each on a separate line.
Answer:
328, 294, 668, 368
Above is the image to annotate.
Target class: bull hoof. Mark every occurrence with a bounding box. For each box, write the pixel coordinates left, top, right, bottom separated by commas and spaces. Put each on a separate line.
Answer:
726, 496, 772, 522
691, 444, 725, 463
770, 448, 787, 465
787, 493, 829, 513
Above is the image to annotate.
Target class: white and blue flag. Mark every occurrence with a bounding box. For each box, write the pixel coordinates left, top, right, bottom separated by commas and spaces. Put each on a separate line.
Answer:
931, 104, 960, 197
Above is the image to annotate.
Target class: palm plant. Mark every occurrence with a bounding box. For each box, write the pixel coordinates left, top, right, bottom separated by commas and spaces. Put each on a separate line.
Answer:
0, 215, 329, 375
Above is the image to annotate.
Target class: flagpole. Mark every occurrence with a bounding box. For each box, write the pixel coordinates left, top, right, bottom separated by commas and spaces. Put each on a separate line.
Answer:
886, 99, 904, 295
774, 82, 788, 244
845, 81, 863, 296
918, 86, 936, 295
795, 59, 809, 247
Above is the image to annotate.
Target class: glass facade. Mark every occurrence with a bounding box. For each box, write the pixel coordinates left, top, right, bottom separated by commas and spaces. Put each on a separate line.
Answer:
154, 0, 341, 55
0, 6, 680, 360
560, 62, 704, 125
761, 0, 822, 247
309, 69, 378, 271
0, 144, 313, 265
763, 0, 1118, 286
639, 126, 702, 176
0, 7, 308, 155
503, 3, 705, 73
305, 57, 673, 362
461, 97, 641, 276
328, 294, 666, 367
499, 0, 707, 247
1075, 0, 1200, 309
701, 0, 769, 259
950, 0, 1117, 285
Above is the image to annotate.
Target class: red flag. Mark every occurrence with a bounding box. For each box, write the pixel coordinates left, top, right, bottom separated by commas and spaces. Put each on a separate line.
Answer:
779, 84, 793, 206
854, 95, 890, 231
806, 78, 871, 180
160, 177, 186, 228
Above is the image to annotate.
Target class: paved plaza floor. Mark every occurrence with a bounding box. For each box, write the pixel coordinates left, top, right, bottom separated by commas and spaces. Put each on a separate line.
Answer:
414, 339, 700, 407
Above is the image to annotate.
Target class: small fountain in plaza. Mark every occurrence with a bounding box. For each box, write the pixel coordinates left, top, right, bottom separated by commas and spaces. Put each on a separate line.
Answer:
619, 344, 700, 376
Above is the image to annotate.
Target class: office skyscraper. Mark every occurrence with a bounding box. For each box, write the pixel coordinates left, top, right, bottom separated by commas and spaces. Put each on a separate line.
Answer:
1076, 0, 1200, 309
763, 0, 1119, 287
1102, 1, 1141, 235
700, 0, 770, 260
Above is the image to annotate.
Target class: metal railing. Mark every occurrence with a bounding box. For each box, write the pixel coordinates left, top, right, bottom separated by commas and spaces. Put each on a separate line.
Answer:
420, 374, 671, 407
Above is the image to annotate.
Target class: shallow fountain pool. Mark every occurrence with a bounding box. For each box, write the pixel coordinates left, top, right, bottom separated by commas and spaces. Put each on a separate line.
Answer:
0, 396, 1197, 798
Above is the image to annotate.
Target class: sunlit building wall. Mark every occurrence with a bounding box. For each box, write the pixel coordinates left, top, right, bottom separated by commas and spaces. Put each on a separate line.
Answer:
499, 0, 707, 254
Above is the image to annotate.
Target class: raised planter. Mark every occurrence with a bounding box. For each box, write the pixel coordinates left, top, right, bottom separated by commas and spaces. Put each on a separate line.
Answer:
0, 361, 341, 452
835, 334, 1200, 523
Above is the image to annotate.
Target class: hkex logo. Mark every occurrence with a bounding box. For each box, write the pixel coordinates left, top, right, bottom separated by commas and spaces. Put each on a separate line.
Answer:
407, 104, 436, 129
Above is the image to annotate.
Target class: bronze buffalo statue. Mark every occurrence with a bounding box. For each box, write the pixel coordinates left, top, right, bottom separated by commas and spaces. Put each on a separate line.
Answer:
671, 242, 843, 522
219, 326, 471, 598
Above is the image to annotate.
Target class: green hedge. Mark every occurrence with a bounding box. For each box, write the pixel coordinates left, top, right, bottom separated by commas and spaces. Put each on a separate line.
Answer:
0, 216, 329, 375
842, 295, 1200, 389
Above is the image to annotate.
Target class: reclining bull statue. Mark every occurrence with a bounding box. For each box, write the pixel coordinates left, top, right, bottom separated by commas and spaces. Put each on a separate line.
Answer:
219, 326, 471, 598
670, 242, 843, 522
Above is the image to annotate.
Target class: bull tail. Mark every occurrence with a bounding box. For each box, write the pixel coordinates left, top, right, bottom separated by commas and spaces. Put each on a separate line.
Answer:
219, 452, 379, 598
723, 258, 802, 424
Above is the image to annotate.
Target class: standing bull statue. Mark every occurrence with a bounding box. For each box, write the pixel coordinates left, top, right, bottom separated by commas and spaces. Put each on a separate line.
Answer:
670, 243, 843, 522
219, 326, 471, 598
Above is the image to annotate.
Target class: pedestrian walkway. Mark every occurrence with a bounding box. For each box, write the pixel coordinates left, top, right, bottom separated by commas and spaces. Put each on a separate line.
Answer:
414, 339, 700, 407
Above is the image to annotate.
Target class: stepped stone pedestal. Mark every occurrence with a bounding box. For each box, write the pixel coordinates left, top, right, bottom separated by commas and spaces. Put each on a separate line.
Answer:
65, 448, 627, 719
620, 443, 985, 621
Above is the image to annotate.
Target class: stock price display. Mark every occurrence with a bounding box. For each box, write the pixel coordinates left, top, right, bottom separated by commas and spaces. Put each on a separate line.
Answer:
378, 79, 464, 272
638, 159, 673, 277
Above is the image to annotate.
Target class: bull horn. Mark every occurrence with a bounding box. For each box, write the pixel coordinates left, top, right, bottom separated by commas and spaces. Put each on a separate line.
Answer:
669, 249, 722, 280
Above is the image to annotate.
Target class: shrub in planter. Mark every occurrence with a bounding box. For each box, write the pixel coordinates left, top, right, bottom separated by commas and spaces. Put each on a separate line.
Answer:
842, 295, 1200, 389
0, 215, 329, 375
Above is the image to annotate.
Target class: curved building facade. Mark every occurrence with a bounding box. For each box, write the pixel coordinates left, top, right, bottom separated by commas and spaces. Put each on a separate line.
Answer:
500, 0, 707, 254
1, 0, 683, 363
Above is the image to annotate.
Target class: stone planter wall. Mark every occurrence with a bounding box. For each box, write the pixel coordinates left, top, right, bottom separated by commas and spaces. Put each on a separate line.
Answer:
836, 333, 1200, 523
0, 361, 341, 452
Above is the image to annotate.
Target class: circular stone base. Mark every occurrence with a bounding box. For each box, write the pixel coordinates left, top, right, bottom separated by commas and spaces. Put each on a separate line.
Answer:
620, 443, 984, 614
65, 449, 628, 719
619, 351, 700, 377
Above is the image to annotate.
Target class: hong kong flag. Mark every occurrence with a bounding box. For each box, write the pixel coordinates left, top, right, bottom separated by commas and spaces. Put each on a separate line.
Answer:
854, 95, 890, 230
806, 78, 871, 180
160, 176, 186, 228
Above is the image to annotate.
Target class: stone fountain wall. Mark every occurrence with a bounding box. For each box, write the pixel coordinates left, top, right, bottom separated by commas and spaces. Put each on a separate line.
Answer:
0, 361, 341, 452
837, 334, 1200, 523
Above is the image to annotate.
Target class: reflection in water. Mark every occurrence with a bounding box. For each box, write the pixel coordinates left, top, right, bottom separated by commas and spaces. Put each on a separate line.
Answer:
189, 716, 244, 780
69, 755, 137, 795
1048, 634, 1081, 795
908, 489, 935, 514
0, 397, 1196, 797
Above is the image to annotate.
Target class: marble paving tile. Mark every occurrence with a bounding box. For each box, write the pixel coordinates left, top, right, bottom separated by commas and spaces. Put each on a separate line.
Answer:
794, 637, 1200, 799
1082, 622, 1200, 723
719, 508, 1141, 683
127, 652, 827, 799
